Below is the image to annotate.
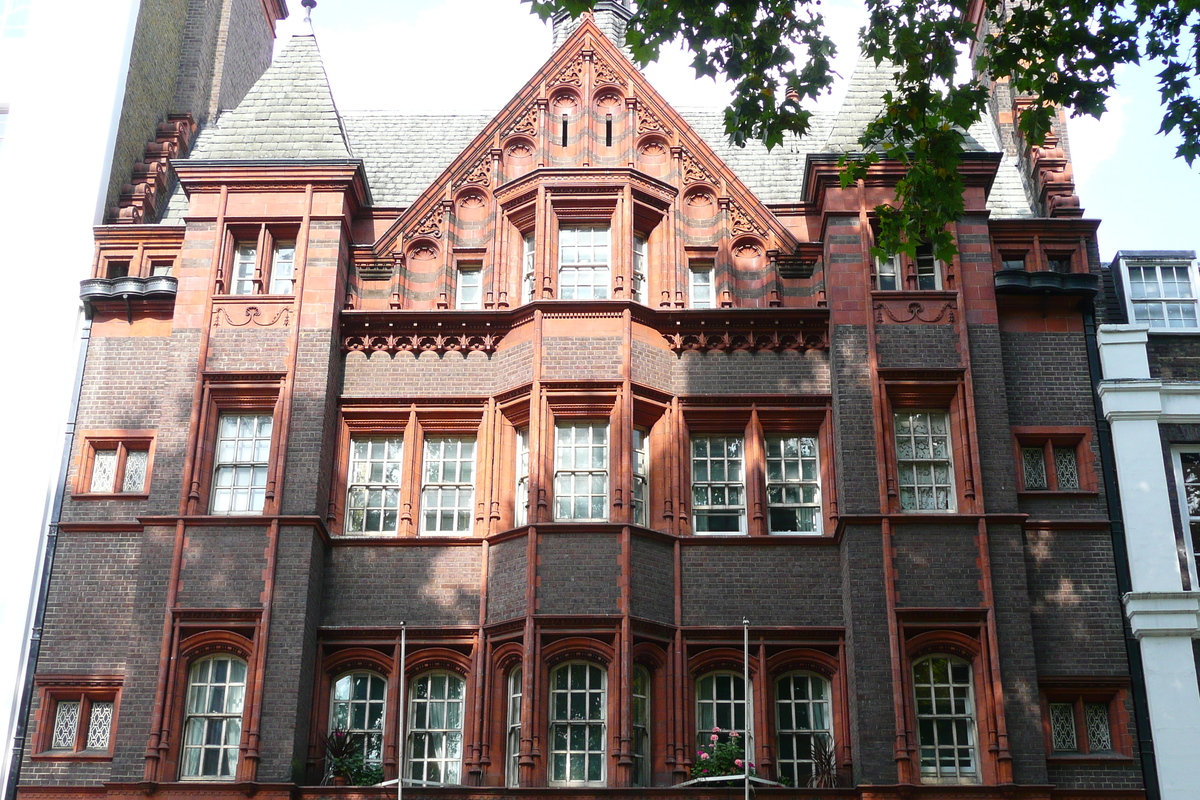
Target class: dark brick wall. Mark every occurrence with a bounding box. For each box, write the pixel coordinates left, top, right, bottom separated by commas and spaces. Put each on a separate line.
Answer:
282, 329, 342, 516
206, 327, 291, 372
176, 525, 268, 608
680, 545, 842, 627
629, 534, 673, 624
1147, 332, 1200, 379
1024, 529, 1129, 676
1001, 331, 1096, 428
495, 340, 533, 393
875, 325, 960, 369
536, 532, 620, 616
968, 324, 1018, 512
674, 349, 830, 396
630, 339, 673, 390
541, 336, 623, 381
1047, 762, 1144, 791
840, 524, 896, 785
322, 547, 480, 627
831, 326, 880, 514
342, 349, 499, 398
892, 525, 982, 608
487, 537, 527, 623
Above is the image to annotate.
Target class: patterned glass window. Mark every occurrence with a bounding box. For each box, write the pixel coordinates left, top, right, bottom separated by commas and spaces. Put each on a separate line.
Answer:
181, 656, 247, 779
269, 241, 296, 294
632, 235, 647, 303
692, 436, 746, 534
558, 227, 610, 300
345, 437, 403, 534
52, 701, 81, 750
123, 450, 148, 492
421, 437, 476, 534
1019, 438, 1085, 492
554, 423, 609, 521
766, 436, 821, 534
632, 666, 650, 786
1046, 697, 1115, 755
456, 266, 482, 309
632, 429, 648, 527
915, 244, 942, 290
90, 450, 118, 493
913, 655, 977, 782
775, 672, 833, 788
549, 662, 606, 786
86, 701, 113, 750
696, 672, 749, 746
506, 668, 522, 788
86, 442, 149, 494
515, 428, 530, 526
875, 254, 900, 291
1127, 262, 1199, 328
232, 242, 257, 295
1049, 702, 1077, 751
407, 672, 465, 785
1021, 447, 1048, 490
522, 233, 536, 303
1054, 447, 1080, 489
331, 671, 386, 766
211, 413, 272, 514
894, 412, 954, 511
1085, 703, 1113, 752
690, 263, 714, 308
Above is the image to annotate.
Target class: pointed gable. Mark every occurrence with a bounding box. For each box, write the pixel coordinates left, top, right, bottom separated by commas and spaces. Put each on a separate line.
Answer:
190, 35, 351, 160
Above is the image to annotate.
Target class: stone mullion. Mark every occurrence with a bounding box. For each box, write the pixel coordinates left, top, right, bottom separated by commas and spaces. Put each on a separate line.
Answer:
746, 407, 767, 535
400, 407, 421, 536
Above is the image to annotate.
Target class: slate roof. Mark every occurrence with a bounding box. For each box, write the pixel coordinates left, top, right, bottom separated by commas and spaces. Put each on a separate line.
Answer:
168, 33, 1037, 220
189, 35, 350, 160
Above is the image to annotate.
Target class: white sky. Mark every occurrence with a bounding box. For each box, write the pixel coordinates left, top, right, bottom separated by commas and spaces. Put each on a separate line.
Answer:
0, 0, 1197, 779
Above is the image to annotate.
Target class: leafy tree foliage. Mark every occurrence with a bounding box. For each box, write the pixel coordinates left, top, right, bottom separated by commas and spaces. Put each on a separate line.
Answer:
526, 0, 1199, 259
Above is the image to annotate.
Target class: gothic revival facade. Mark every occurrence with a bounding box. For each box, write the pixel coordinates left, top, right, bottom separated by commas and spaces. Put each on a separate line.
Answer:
11, 6, 1151, 800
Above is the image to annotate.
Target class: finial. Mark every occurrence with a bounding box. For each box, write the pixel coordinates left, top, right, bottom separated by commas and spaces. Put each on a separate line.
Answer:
301, 0, 316, 25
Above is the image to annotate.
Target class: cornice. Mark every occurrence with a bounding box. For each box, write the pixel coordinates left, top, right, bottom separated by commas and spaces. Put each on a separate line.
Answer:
1124, 591, 1200, 637
173, 159, 371, 208
803, 151, 1002, 210
93, 225, 186, 247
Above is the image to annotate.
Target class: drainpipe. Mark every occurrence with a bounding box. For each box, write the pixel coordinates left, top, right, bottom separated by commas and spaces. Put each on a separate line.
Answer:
1082, 297, 1160, 800
3, 312, 91, 800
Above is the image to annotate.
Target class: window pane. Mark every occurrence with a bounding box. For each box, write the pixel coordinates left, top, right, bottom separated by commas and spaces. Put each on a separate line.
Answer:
1049, 702, 1077, 752
895, 412, 954, 511
122, 449, 149, 493
554, 423, 608, 521
692, 436, 746, 534
52, 701, 80, 749
346, 436, 403, 534
912, 656, 976, 779
407, 673, 464, 784
421, 438, 476, 534
1085, 703, 1113, 752
766, 436, 821, 534
1022, 447, 1047, 490
1054, 447, 1080, 490
182, 656, 247, 779
211, 414, 271, 514
91, 450, 117, 493
549, 663, 606, 785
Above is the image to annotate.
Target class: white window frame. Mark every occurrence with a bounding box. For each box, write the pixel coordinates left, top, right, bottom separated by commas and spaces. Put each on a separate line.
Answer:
548, 661, 607, 787
1170, 447, 1200, 590
766, 435, 822, 534
557, 226, 611, 300
632, 235, 647, 303
632, 665, 650, 787
231, 241, 258, 295
690, 262, 714, 308
1120, 256, 1200, 330
691, 435, 746, 534
695, 671, 751, 747
632, 428, 649, 527
522, 233, 536, 304
421, 437, 476, 535
515, 428, 530, 527
553, 422, 609, 521
774, 671, 833, 788
181, 655, 247, 780
875, 254, 900, 291
914, 243, 943, 290
268, 240, 296, 294
894, 411, 955, 512
406, 671, 465, 786
913, 655, 978, 784
210, 413, 272, 515
345, 436, 403, 535
329, 671, 387, 769
456, 265, 482, 310
506, 667, 522, 788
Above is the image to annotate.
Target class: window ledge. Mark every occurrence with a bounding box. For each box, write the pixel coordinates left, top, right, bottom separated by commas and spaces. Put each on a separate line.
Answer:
1046, 753, 1135, 764
1017, 490, 1100, 498
71, 492, 151, 501
1144, 328, 1200, 336
994, 269, 1099, 296
30, 752, 113, 762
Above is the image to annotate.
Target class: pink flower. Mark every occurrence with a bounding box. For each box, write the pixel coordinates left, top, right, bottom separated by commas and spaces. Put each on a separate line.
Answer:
710, 733, 719, 742
749, 762, 755, 769
700, 752, 710, 760
730, 731, 739, 738
712, 726, 720, 732
734, 759, 743, 768
697, 750, 703, 757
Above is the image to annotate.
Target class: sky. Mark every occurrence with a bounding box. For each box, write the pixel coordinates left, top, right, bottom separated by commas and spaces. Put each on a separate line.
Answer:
0, 0, 1197, 778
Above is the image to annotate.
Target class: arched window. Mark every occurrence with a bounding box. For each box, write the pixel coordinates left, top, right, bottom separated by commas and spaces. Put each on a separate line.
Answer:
775, 672, 832, 787
548, 661, 606, 786
406, 672, 465, 785
181, 655, 247, 779
506, 667, 522, 788
695, 671, 750, 747
631, 665, 651, 786
330, 671, 386, 767
913, 655, 977, 782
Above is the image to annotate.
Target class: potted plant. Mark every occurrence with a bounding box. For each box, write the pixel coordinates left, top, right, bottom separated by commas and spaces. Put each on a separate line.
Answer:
690, 728, 755, 784
807, 735, 841, 788
322, 728, 362, 786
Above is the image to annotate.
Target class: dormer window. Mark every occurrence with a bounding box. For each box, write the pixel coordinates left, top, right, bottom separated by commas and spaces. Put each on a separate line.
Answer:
1121, 256, 1200, 329
690, 261, 714, 308
558, 226, 610, 300
226, 227, 298, 296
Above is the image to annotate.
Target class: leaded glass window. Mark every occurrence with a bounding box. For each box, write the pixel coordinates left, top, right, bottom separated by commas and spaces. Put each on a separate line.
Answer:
558, 227, 610, 300
345, 437, 403, 535
692, 436, 745, 534
90, 450, 118, 493
52, 701, 80, 750
632, 429, 648, 527
211, 413, 272, 514
506, 668, 522, 787
181, 656, 247, 779
696, 672, 748, 746
549, 662, 606, 786
775, 672, 832, 787
331, 671, 386, 766
1085, 703, 1112, 752
766, 436, 821, 534
123, 449, 148, 492
232, 242, 257, 295
632, 666, 650, 786
895, 412, 954, 511
89, 446, 148, 493
1054, 447, 1079, 489
269, 241, 296, 294
86, 701, 113, 750
407, 672, 465, 785
554, 423, 609, 521
1022, 447, 1048, 490
913, 655, 976, 782
1049, 702, 1077, 751
421, 437, 475, 534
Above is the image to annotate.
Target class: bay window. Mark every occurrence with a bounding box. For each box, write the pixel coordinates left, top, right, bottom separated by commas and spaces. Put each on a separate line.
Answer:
691, 436, 746, 534
549, 662, 607, 786
406, 672, 465, 785
558, 226, 610, 299
554, 422, 609, 521
421, 437, 476, 534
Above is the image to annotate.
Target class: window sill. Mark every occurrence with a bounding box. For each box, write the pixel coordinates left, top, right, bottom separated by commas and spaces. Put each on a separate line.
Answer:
31, 752, 113, 762
71, 492, 151, 501
1017, 489, 1099, 497
213, 293, 295, 300
1046, 752, 1135, 764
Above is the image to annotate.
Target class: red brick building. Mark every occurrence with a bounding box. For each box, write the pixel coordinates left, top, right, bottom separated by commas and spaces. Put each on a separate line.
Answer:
10, 6, 1147, 800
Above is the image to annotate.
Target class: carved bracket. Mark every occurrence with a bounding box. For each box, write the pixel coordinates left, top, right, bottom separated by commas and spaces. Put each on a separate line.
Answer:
663, 329, 828, 355
344, 332, 502, 356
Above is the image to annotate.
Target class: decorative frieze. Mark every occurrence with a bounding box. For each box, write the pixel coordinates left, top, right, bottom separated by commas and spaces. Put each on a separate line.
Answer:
873, 296, 958, 325
662, 328, 827, 354
344, 331, 503, 356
